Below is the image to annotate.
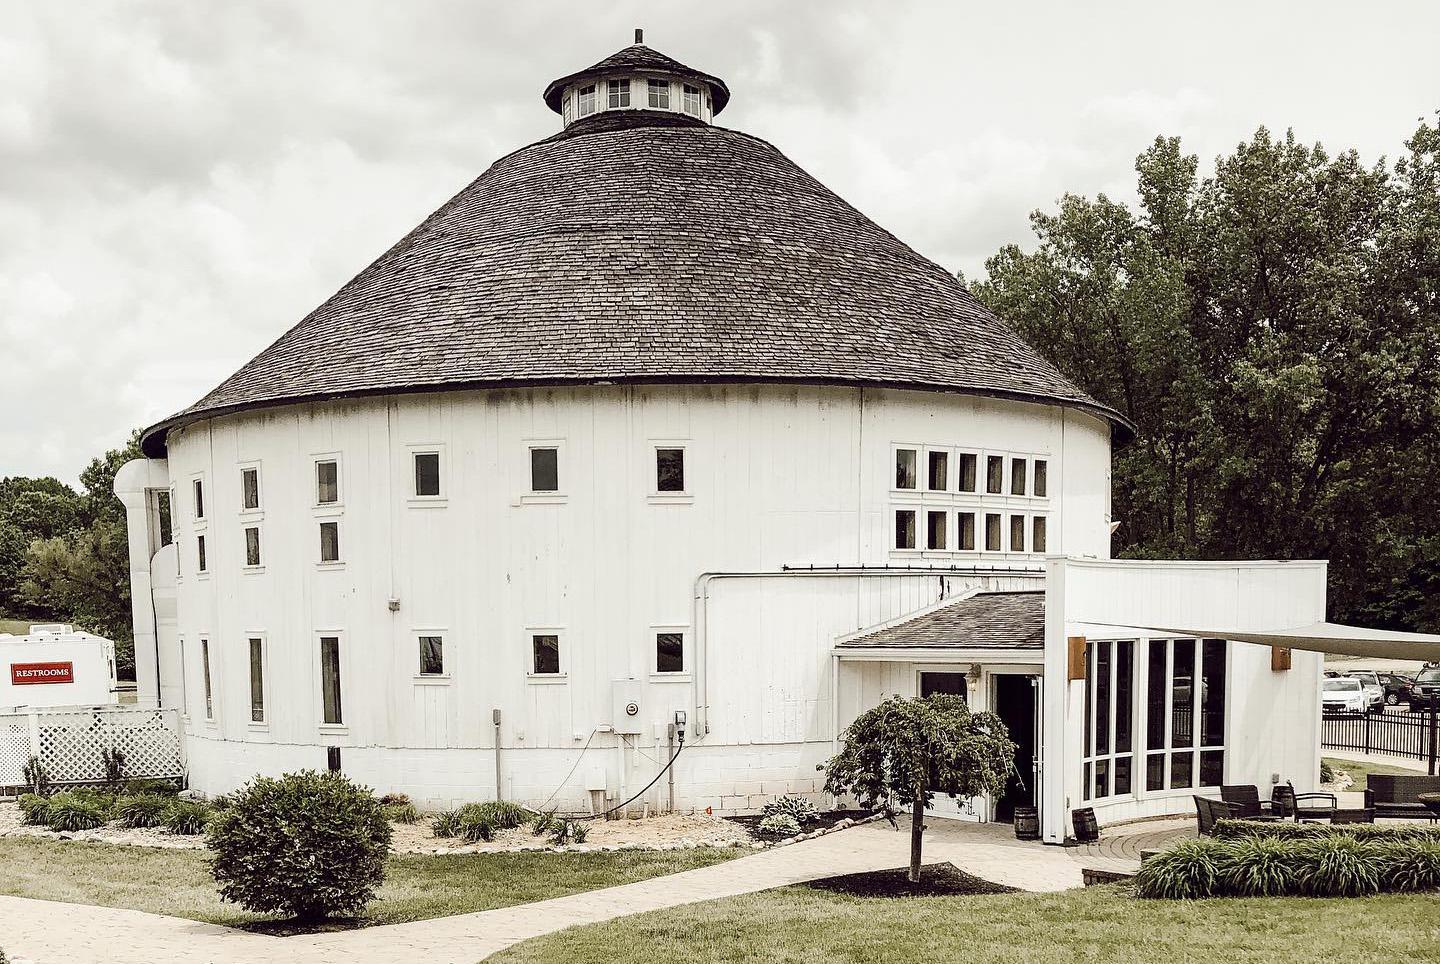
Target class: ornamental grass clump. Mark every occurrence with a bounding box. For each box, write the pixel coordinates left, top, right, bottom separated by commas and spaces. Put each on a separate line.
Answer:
1134, 838, 1224, 899
453, 803, 496, 843
431, 809, 461, 839
42, 792, 111, 832
1300, 835, 1382, 897
116, 794, 174, 829
1212, 819, 1440, 843
165, 800, 212, 836
473, 800, 530, 830
1377, 839, 1440, 892
17, 793, 51, 826
1218, 834, 1299, 897
207, 770, 392, 921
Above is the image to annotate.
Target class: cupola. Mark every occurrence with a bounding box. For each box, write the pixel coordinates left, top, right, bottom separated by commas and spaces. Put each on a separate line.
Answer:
542, 30, 731, 128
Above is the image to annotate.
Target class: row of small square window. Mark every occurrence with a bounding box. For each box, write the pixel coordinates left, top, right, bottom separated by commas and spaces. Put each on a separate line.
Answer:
190, 630, 686, 725
192, 520, 339, 573
894, 508, 1048, 554
562, 76, 707, 123
189, 446, 688, 523
895, 447, 1048, 498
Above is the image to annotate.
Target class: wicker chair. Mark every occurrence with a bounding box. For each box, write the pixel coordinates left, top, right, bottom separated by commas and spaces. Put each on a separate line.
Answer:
1221, 785, 1280, 820
1194, 795, 1237, 836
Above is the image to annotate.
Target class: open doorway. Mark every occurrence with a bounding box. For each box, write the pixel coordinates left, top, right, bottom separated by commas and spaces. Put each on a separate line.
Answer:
991, 673, 1039, 822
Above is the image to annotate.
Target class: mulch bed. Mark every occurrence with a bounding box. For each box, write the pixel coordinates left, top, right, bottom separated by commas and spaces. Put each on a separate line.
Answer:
724, 809, 874, 838
800, 862, 1017, 898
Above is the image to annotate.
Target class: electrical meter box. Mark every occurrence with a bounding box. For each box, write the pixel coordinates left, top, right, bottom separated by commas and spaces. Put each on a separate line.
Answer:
611, 678, 644, 735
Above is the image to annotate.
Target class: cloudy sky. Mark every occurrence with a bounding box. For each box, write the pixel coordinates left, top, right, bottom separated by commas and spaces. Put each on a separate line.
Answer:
4, 1, 1437, 484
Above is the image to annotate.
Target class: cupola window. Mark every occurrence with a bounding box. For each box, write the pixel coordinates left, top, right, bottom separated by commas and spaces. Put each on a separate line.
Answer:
607, 78, 631, 108
577, 83, 597, 117
682, 83, 702, 116
647, 78, 670, 109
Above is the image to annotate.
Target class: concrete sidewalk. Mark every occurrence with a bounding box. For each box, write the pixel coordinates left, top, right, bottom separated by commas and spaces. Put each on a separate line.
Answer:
0, 819, 1085, 964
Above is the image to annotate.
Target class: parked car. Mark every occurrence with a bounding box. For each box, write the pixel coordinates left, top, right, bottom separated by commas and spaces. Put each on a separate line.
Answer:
1376, 672, 1415, 706
1322, 677, 1368, 714
1341, 671, 1386, 714
1408, 666, 1440, 713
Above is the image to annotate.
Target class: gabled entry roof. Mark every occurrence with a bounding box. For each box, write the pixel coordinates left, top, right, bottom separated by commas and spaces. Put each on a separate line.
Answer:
838, 590, 1045, 650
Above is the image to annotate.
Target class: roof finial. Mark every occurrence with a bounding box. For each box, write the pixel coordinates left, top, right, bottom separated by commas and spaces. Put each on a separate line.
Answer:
634, 27, 644, 44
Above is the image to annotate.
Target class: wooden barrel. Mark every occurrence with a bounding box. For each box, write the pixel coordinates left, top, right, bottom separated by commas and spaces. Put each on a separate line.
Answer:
1013, 806, 1040, 840
1071, 806, 1100, 843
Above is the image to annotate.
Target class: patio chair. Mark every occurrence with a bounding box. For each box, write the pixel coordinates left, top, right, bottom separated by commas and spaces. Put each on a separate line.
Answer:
1293, 791, 1338, 822
1194, 795, 1237, 836
1221, 785, 1280, 820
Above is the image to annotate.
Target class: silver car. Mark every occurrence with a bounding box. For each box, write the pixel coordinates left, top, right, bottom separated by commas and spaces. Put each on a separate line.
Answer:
1322, 677, 1367, 714
1342, 671, 1386, 714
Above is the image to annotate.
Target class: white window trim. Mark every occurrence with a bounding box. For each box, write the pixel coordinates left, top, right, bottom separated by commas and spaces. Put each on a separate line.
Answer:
316, 518, 344, 569
955, 449, 981, 495
983, 451, 1007, 497
891, 443, 922, 493
982, 510, 1004, 553
1031, 513, 1051, 555
646, 77, 671, 109
414, 627, 450, 683
954, 509, 980, 554
238, 462, 263, 516
407, 444, 448, 506
315, 629, 349, 732
1032, 457, 1051, 501
648, 440, 692, 503
651, 624, 691, 680
191, 473, 208, 526
922, 446, 952, 494
245, 632, 269, 730
195, 533, 211, 577
922, 507, 950, 553
241, 523, 264, 572
892, 506, 921, 553
526, 626, 567, 681
1121, 636, 1230, 798
1006, 510, 1029, 554
313, 453, 344, 509
199, 636, 217, 725
522, 439, 567, 503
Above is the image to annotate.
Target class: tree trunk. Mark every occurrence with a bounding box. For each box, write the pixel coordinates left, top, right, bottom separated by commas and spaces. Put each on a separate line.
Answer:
909, 797, 924, 883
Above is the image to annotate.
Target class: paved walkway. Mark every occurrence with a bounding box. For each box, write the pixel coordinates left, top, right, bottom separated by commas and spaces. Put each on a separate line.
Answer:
0, 818, 1091, 964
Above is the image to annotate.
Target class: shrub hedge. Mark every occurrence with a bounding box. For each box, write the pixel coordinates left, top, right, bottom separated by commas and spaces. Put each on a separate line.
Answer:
1135, 835, 1440, 898
1212, 819, 1440, 843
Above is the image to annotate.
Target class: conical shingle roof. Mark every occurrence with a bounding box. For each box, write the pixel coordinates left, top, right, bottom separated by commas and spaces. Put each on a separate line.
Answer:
141, 53, 1128, 456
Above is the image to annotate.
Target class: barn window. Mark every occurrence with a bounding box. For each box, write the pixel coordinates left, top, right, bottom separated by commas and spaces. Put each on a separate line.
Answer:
895, 448, 917, 489
986, 456, 1004, 494
241, 467, 261, 510
319, 521, 340, 563
984, 513, 1002, 551
927, 451, 948, 491
320, 635, 343, 725
607, 78, 630, 108
419, 635, 445, 676
193, 478, 205, 520
1032, 516, 1048, 553
196, 535, 207, 573
656, 632, 684, 674
957, 452, 978, 492
1034, 459, 1048, 497
682, 84, 702, 115
577, 83, 597, 116
1011, 458, 1028, 496
413, 452, 441, 497
957, 511, 977, 551
201, 638, 214, 721
531, 634, 561, 675
530, 447, 560, 492
926, 510, 947, 550
894, 509, 917, 550
243, 526, 261, 567
1010, 514, 1027, 552
316, 460, 339, 504
656, 447, 685, 492
248, 636, 265, 724
647, 78, 670, 108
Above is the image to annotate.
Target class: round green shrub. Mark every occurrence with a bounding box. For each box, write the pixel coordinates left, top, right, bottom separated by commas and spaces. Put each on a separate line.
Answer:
116, 794, 174, 829
758, 813, 802, 839
43, 792, 110, 832
761, 795, 820, 826
207, 770, 392, 921
17, 793, 52, 826
166, 800, 212, 836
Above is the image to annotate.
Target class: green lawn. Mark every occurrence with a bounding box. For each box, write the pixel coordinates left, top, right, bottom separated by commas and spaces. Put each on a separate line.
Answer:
1324, 755, 1422, 789
489, 883, 1438, 964
0, 837, 739, 930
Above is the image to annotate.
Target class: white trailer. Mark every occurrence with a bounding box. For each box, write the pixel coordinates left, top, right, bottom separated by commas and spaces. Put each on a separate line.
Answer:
0, 625, 120, 710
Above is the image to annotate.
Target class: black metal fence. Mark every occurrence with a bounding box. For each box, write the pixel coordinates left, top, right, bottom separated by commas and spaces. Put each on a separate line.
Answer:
1322, 698, 1440, 774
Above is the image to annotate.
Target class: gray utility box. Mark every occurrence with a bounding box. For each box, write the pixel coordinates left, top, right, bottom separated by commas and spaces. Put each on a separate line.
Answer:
611, 678, 644, 735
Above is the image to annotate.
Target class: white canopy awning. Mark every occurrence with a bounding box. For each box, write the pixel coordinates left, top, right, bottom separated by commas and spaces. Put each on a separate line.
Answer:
1083, 620, 1440, 662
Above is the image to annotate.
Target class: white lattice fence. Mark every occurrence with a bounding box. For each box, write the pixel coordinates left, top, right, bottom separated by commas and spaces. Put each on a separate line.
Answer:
0, 707, 183, 787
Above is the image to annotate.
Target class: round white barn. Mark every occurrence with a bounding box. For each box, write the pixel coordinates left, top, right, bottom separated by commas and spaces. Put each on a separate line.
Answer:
117, 36, 1326, 838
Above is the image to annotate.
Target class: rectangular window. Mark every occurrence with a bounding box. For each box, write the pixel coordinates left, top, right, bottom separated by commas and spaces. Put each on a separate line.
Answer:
201, 638, 214, 720
1171, 638, 1196, 748
244, 526, 261, 567
1009, 514, 1026, 552
895, 448, 917, 489
895, 509, 917, 550
1032, 516, 1048, 554
316, 460, 339, 504
193, 478, 205, 519
656, 447, 685, 492
957, 453, 977, 492
241, 468, 260, 510
647, 78, 670, 108
414, 452, 441, 497
319, 521, 340, 563
196, 535, 207, 573
531, 634, 561, 675
320, 636, 343, 724
1033, 459, 1048, 497
1140, 637, 1226, 791
986, 455, 1004, 494
157, 491, 173, 547
1200, 638, 1226, 748
656, 632, 684, 674
1011, 458, 1028, 495
682, 83, 701, 115
957, 512, 976, 551
926, 451, 948, 491
419, 635, 444, 676
1083, 639, 1135, 801
530, 446, 559, 492
248, 637, 265, 723
577, 83, 597, 116
926, 510, 947, 550
984, 512, 1002, 551
607, 78, 630, 108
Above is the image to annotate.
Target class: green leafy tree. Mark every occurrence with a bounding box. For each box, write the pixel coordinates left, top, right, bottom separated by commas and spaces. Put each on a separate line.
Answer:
823, 695, 1015, 883
974, 115, 1440, 632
